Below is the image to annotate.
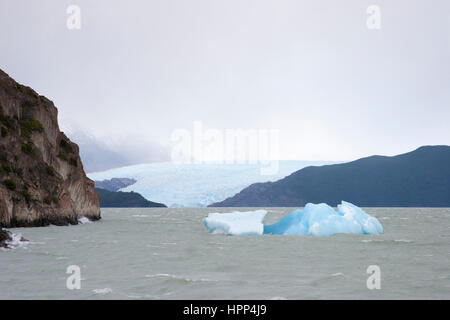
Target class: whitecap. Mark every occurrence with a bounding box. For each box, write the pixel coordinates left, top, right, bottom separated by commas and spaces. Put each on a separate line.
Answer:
93, 288, 112, 294
361, 239, 382, 243
4, 231, 29, 249
145, 273, 171, 278
331, 273, 344, 277
77, 216, 92, 224
29, 241, 46, 245
145, 273, 217, 283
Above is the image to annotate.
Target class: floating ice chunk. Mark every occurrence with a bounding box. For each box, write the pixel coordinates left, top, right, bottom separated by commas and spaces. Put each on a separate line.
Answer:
203, 210, 267, 236
204, 201, 383, 237
337, 201, 383, 235
264, 201, 383, 236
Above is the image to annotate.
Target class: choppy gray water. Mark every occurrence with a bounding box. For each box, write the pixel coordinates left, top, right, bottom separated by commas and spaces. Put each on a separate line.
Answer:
1, 208, 449, 299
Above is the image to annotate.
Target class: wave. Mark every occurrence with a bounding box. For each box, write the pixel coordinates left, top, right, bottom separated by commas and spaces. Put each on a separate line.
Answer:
77, 216, 92, 224
1, 231, 29, 250
361, 239, 413, 244
145, 273, 217, 283
92, 288, 112, 295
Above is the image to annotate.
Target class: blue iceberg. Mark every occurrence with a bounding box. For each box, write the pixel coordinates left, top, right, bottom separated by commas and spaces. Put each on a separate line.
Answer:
203, 201, 383, 236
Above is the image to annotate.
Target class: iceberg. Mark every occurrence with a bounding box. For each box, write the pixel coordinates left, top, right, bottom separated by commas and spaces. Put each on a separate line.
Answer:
264, 201, 383, 236
203, 201, 383, 236
203, 210, 267, 236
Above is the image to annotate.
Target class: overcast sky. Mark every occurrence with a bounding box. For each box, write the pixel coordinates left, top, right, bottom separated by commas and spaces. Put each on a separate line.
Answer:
1, 0, 449, 162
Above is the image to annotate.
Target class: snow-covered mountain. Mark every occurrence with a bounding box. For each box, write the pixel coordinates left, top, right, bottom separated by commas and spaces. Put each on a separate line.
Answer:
88, 161, 336, 207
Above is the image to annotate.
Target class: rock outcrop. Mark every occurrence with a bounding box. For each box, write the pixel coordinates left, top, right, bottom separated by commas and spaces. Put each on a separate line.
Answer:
0, 228, 11, 248
0, 69, 100, 227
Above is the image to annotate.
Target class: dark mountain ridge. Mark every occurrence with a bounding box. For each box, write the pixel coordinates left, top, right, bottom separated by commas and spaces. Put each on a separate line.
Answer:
95, 188, 167, 208
210, 146, 450, 207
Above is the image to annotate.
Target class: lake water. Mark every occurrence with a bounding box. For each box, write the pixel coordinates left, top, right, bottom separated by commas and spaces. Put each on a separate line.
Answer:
1, 208, 449, 299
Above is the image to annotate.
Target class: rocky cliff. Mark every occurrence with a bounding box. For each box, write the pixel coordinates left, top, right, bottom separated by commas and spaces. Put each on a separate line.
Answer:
0, 69, 100, 227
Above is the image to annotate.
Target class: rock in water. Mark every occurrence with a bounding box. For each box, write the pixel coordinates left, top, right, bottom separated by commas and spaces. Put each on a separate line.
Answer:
0, 228, 28, 248
0, 228, 11, 248
0, 69, 100, 227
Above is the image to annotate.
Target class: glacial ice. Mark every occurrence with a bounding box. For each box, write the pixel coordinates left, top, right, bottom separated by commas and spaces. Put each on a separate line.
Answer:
203, 201, 383, 236
88, 161, 334, 207
203, 210, 267, 236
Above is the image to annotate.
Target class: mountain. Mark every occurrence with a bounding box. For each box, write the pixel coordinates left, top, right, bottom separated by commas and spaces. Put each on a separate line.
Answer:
210, 146, 450, 207
88, 161, 337, 207
0, 69, 100, 227
95, 188, 166, 208
94, 178, 136, 192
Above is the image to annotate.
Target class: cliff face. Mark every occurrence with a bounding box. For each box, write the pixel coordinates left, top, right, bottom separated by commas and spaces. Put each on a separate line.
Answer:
0, 69, 100, 227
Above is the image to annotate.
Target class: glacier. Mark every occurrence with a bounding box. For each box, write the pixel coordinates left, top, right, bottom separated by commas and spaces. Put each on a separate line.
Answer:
88, 161, 334, 207
204, 201, 383, 236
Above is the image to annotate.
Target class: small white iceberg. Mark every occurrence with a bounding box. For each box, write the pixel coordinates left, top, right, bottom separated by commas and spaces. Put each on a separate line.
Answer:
203, 210, 267, 236
203, 201, 383, 236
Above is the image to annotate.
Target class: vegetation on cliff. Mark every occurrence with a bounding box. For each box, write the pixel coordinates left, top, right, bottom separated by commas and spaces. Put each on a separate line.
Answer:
0, 69, 100, 227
